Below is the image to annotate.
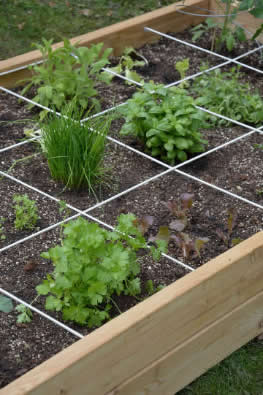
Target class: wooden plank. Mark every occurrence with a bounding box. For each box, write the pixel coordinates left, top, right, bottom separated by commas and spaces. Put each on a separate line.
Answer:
0, 0, 208, 88
210, 0, 263, 42
2, 231, 263, 395
109, 286, 263, 394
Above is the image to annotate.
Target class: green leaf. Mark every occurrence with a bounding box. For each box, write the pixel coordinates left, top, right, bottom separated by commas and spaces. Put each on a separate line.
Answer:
36, 282, 50, 295
45, 295, 62, 311
0, 295, 13, 313
226, 33, 235, 52
250, 7, 263, 18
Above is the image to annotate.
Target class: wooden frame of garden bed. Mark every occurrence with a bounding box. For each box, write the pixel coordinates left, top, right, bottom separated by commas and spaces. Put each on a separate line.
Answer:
1, 1, 263, 394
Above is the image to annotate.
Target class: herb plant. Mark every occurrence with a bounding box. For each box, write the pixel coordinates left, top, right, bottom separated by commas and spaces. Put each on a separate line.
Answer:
21, 38, 112, 117
13, 194, 39, 231
15, 304, 33, 323
104, 46, 147, 85
119, 82, 208, 164
192, 65, 263, 126
41, 107, 112, 191
36, 214, 167, 327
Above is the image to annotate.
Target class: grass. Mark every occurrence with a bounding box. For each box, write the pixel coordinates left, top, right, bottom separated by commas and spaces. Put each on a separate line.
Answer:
179, 340, 263, 395
1, 0, 263, 393
0, 0, 174, 60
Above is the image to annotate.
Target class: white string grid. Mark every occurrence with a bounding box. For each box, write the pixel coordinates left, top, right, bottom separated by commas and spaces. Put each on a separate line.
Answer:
1, 28, 263, 341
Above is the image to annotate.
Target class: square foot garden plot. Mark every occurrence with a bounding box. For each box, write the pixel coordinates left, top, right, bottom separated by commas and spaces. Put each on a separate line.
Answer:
0, 217, 187, 388
90, 171, 263, 269
0, 134, 164, 212
0, 177, 74, 250
182, 132, 263, 204
0, 91, 36, 150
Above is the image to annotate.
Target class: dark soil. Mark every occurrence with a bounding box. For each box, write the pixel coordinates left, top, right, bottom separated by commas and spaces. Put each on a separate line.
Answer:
1, 26, 263, 389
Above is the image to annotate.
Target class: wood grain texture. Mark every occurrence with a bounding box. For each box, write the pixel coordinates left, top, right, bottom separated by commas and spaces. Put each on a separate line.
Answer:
2, 231, 263, 395
0, 0, 208, 87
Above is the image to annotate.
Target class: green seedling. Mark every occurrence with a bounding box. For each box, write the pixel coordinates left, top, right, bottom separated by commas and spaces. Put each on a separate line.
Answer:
13, 194, 39, 231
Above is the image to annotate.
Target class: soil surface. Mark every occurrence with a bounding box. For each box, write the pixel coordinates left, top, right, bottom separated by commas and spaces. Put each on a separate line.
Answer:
1, 26, 263, 389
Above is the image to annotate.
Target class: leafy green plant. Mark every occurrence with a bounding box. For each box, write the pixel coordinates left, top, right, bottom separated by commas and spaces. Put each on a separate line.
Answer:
13, 194, 39, 231
0, 217, 6, 240
119, 82, 208, 164
15, 304, 33, 323
0, 295, 13, 313
191, 16, 246, 52
103, 46, 147, 85
21, 38, 112, 117
145, 280, 165, 295
41, 106, 112, 191
191, 0, 263, 52
175, 58, 190, 88
192, 65, 263, 126
36, 214, 167, 327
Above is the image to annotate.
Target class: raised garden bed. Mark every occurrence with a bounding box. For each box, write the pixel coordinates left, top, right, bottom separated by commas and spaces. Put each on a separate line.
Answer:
1, 0, 263, 394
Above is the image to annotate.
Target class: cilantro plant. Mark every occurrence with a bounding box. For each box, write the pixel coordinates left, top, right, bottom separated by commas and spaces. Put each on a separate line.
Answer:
13, 194, 39, 231
104, 46, 147, 85
119, 82, 208, 164
21, 38, 112, 117
36, 214, 167, 327
192, 65, 263, 126
15, 304, 33, 323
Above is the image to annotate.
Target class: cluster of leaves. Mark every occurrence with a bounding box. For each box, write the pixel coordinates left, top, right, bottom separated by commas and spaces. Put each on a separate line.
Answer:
103, 46, 147, 85
119, 82, 209, 164
21, 38, 112, 117
36, 214, 167, 327
216, 207, 242, 248
175, 58, 190, 88
163, 193, 209, 260
0, 295, 33, 324
191, 0, 263, 52
191, 65, 263, 126
0, 217, 6, 240
13, 194, 39, 231
41, 106, 112, 191
191, 16, 246, 52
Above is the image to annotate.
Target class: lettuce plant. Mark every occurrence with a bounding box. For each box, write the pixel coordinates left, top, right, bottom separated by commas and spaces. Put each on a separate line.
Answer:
119, 82, 208, 164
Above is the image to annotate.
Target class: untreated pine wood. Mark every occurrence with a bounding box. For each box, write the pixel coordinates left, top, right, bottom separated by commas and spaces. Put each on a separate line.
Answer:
0, 0, 208, 88
2, 231, 263, 395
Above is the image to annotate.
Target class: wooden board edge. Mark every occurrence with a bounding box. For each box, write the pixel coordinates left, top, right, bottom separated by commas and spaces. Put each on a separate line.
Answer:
0, 0, 209, 87
1, 231, 263, 395
108, 287, 263, 394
